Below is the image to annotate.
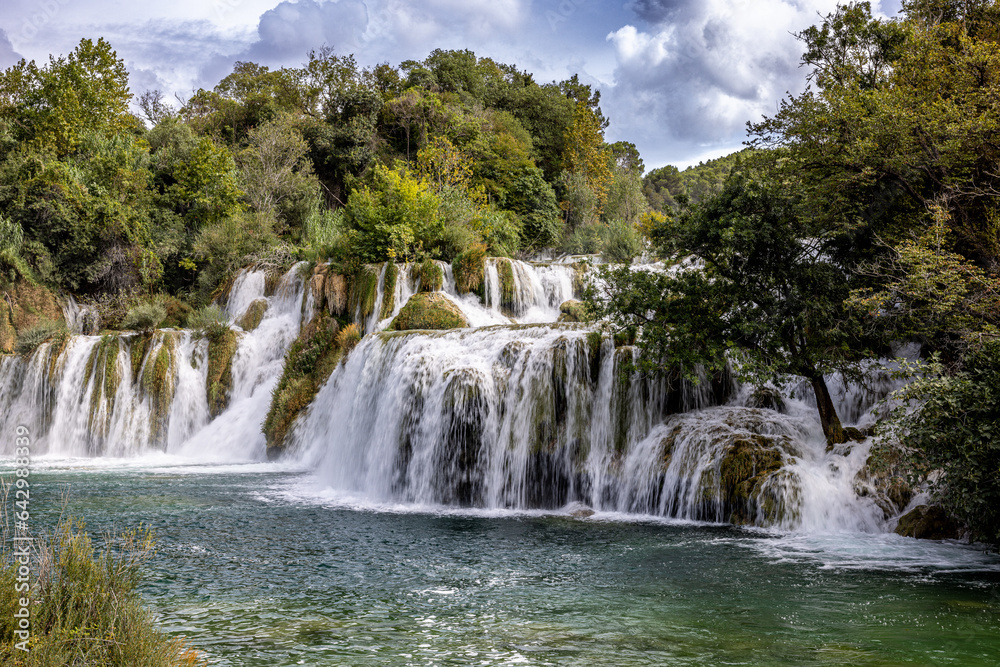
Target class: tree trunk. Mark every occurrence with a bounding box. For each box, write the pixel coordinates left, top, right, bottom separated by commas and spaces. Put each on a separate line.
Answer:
810, 374, 846, 447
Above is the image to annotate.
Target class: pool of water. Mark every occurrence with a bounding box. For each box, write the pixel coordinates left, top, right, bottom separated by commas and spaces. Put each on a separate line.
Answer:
8, 459, 1000, 666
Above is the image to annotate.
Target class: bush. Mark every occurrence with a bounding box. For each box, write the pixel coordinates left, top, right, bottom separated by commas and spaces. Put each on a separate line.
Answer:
561, 220, 604, 255
415, 259, 444, 292
14, 321, 67, 356
452, 243, 487, 294
0, 512, 204, 666
601, 218, 643, 263
188, 305, 230, 339
888, 341, 1000, 547
122, 302, 168, 332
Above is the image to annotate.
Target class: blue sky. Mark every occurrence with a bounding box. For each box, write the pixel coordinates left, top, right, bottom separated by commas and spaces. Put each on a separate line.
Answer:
0, 0, 903, 170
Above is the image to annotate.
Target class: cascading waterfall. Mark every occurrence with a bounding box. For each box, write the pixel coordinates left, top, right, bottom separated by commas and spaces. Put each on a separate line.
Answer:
0, 263, 311, 459
290, 326, 726, 511
0, 254, 918, 534
347, 258, 581, 332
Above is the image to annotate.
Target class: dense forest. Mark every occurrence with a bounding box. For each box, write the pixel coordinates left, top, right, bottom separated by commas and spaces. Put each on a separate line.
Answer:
0, 0, 998, 546
0, 40, 650, 312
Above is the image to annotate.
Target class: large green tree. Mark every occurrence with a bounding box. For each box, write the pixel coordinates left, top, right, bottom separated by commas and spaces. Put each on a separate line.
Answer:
591, 166, 878, 444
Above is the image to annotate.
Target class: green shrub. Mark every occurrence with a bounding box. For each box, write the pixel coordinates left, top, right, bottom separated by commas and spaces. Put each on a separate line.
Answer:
188, 304, 230, 336
14, 321, 67, 356
601, 218, 643, 263
415, 259, 444, 292
122, 302, 168, 332
561, 220, 604, 255
452, 243, 487, 294
887, 341, 1000, 547
0, 513, 204, 665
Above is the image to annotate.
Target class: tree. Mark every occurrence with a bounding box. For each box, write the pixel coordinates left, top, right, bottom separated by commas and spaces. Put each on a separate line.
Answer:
0, 38, 134, 155
561, 102, 612, 216
590, 168, 878, 444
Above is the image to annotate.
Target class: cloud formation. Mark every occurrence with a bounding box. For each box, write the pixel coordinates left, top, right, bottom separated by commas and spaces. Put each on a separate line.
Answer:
602, 0, 844, 166
0, 29, 22, 68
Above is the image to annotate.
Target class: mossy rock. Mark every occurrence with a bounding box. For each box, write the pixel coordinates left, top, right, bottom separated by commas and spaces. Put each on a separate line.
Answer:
390, 293, 468, 331
895, 505, 962, 540
160, 296, 193, 328
557, 299, 587, 323
206, 328, 239, 418
379, 263, 399, 319
719, 436, 784, 502
570, 261, 590, 297
85, 336, 122, 431
140, 334, 179, 443
497, 258, 517, 313
349, 265, 380, 319
129, 333, 153, 383
746, 386, 786, 413
854, 446, 914, 518
452, 245, 487, 295
264, 316, 350, 458
843, 426, 871, 442
415, 259, 444, 293
238, 298, 269, 331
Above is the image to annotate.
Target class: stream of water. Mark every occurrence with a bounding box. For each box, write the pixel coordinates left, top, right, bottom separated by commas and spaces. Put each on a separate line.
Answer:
7, 460, 1000, 666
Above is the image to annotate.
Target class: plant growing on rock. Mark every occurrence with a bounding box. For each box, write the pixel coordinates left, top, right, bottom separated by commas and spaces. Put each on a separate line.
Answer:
122, 302, 168, 332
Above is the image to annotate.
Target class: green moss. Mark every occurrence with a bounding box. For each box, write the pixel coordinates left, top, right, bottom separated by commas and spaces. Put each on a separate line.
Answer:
349, 265, 380, 320
557, 299, 587, 323
389, 293, 469, 331
452, 244, 487, 295
130, 334, 152, 383
140, 334, 179, 440
895, 505, 962, 540
498, 258, 516, 312
379, 263, 399, 319
237, 298, 269, 331
571, 261, 590, 297
206, 328, 239, 418
415, 259, 444, 293
85, 336, 122, 431
264, 317, 357, 458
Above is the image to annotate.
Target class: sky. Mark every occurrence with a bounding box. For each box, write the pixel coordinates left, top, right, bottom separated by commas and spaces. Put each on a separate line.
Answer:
0, 0, 904, 170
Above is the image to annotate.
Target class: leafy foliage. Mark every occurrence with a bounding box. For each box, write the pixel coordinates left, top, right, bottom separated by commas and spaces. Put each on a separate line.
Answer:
887, 342, 1000, 546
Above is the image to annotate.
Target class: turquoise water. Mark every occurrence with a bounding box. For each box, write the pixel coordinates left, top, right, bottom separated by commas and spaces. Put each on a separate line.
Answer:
10, 460, 1000, 666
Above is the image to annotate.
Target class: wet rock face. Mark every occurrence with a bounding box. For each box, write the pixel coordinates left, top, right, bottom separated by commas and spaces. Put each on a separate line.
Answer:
746, 386, 786, 413
390, 293, 469, 331
895, 505, 962, 540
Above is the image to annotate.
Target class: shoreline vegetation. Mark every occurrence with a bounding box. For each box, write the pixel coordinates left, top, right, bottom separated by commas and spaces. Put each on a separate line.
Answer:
0, 484, 205, 665
1, 0, 1000, 661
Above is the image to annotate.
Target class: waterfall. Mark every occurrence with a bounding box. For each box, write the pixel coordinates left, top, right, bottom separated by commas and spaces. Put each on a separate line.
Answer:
0, 263, 310, 459
63, 296, 100, 335
0, 254, 920, 534
290, 325, 726, 511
